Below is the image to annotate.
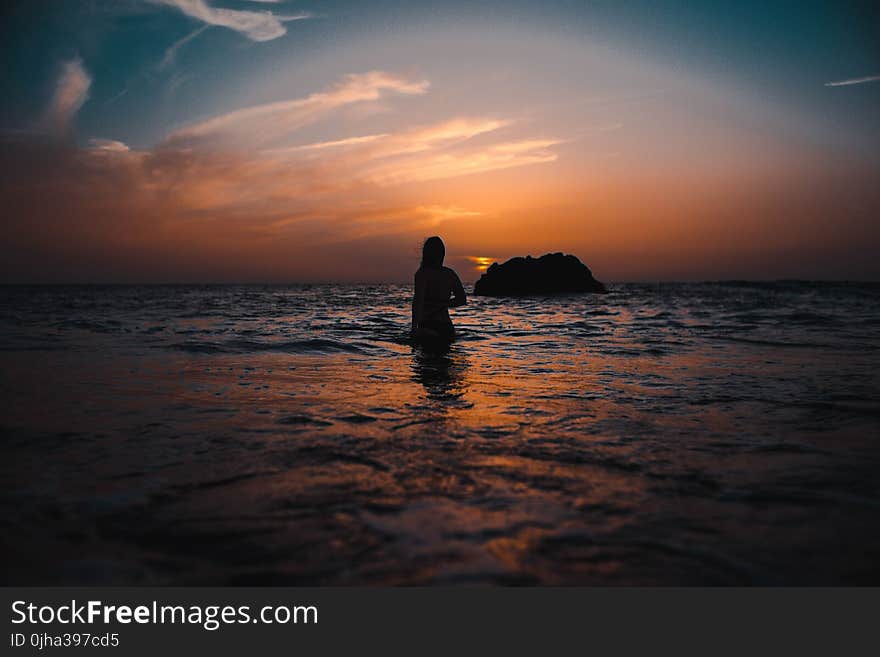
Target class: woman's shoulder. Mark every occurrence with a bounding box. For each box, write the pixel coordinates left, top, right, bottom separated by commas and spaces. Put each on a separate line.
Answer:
417, 265, 459, 281
415, 267, 438, 283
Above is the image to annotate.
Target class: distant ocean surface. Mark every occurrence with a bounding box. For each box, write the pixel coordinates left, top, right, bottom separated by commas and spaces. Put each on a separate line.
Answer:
2, 282, 879, 584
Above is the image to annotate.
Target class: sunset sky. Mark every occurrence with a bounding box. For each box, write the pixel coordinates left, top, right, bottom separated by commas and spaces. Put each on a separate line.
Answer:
1, 0, 878, 283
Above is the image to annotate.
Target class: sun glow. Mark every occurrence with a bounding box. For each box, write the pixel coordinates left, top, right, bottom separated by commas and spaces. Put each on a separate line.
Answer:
468, 256, 495, 273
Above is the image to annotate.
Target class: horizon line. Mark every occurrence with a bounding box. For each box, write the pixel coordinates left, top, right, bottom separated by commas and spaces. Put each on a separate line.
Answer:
2, 278, 879, 287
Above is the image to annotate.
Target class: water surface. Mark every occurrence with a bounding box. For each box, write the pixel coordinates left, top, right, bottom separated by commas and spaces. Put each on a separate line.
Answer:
2, 282, 879, 584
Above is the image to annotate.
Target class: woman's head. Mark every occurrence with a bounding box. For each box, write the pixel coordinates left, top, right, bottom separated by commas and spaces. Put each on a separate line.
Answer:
421, 236, 445, 269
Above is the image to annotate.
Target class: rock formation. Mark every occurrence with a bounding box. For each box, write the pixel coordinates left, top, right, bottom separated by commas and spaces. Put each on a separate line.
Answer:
473, 253, 607, 296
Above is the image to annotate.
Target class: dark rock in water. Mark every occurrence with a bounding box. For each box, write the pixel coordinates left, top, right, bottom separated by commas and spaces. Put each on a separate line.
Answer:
473, 252, 607, 296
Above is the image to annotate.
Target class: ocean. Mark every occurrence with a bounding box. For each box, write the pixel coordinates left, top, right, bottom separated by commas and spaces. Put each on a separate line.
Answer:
2, 281, 879, 584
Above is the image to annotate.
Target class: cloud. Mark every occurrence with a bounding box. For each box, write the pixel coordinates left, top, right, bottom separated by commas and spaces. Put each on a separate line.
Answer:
1, 70, 567, 281
166, 71, 194, 96
42, 57, 92, 134
418, 205, 484, 225
87, 138, 131, 153
377, 118, 511, 156
27, 72, 559, 217
365, 139, 561, 185
279, 118, 509, 159
150, 0, 311, 42
60, 73, 557, 216
159, 24, 210, 70
105, 87, 129, 106
273, 117, 555, 185
167, 71, 430, 147
824, 75, 880, 87
282, 133, 391, 152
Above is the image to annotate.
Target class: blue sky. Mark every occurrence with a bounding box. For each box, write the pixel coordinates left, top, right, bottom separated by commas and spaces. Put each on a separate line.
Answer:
3, 1, 878, 148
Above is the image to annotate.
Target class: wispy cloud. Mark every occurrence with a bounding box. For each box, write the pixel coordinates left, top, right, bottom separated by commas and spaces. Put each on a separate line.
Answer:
824, 75, 880, 87
281, 118, 510, 160
150, 0, 311, 42
419, 205, 484, 224
3, 69, 563, 281
117, 72, 558, 207
159, 24, 210, 70
105, 87, 129, 106
366, 138, 561, 185
168, 71, 430, 146
379, 118, 511, 156
166, 71, 194, 96
41, 57, 91, 134
86, 138, 131, 153
32, 71, 560, 212
282, 133, 391, 152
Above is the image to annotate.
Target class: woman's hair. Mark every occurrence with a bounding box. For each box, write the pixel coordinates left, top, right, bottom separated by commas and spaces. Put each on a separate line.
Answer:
420, 236, 445, 269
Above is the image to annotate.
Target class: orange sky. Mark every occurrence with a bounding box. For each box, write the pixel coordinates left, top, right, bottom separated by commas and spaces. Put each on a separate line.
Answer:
2, 20, 878, 283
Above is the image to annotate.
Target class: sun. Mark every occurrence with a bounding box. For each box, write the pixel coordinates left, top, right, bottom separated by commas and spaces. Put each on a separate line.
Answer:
468, 256, 495, 273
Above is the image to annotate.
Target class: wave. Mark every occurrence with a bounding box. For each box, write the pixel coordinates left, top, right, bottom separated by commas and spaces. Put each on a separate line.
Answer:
171, 337, 368, 355
710, 335, 875, 350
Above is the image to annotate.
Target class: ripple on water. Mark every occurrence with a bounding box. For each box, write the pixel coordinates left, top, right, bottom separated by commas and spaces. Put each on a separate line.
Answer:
1, 282, 879, 584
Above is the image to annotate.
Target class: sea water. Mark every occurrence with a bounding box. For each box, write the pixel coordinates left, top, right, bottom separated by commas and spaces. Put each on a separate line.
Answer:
2, 282, 879, 584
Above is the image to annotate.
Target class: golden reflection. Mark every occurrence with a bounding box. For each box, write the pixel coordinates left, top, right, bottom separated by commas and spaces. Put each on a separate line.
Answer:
411, 343, 470, 402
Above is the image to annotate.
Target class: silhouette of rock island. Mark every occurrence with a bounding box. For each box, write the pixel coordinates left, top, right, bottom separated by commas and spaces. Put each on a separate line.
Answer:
473, 253, 607, 296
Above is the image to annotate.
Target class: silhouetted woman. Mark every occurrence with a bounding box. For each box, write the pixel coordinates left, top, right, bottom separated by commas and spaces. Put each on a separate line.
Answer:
411, 236, 467, 341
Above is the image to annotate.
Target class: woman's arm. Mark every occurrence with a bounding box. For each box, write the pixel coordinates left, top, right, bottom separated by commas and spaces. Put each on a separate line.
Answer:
448, 270, 467, 308
411, 270, 426, 329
